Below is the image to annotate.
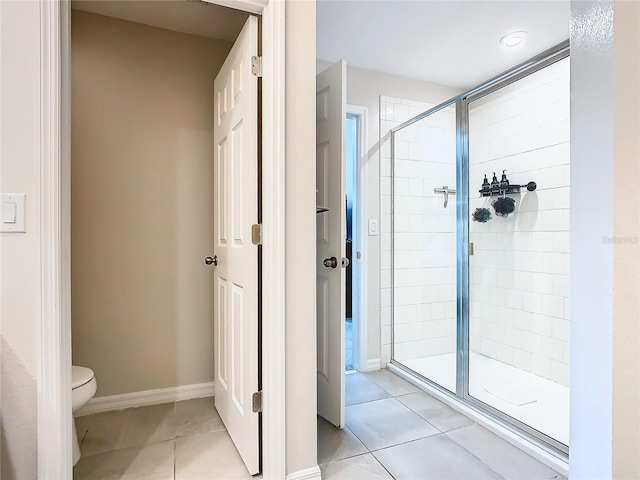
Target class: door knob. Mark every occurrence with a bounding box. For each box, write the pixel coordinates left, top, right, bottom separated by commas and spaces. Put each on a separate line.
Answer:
204, 255, 218, 266
323, 256, 338, 269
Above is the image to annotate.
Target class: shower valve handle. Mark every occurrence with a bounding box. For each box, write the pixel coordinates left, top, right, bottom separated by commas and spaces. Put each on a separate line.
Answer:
323, 256, 338, 269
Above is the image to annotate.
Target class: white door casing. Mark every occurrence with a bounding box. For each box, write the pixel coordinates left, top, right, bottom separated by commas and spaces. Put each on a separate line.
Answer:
214, 15, 260, 475
316, 60, 347, 428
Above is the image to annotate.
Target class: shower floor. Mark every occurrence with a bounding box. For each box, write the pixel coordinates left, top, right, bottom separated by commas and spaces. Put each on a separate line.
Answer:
401, 352, 569, 446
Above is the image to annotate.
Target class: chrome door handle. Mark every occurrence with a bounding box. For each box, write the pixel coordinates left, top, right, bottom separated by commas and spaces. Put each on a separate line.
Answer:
323, 256, 338, 269
204, 255, 218, 266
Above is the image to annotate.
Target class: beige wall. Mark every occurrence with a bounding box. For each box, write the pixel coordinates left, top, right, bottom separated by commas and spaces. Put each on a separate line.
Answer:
317, 60, 460, 366
71, 11, 231, 396
612, 1, 640, 478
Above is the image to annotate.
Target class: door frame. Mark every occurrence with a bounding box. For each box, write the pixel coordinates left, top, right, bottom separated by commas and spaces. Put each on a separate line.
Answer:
345, 104, 369, 371
37, 1, 286, 478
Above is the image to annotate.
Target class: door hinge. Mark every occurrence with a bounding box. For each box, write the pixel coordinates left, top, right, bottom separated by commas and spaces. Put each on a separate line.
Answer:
252, 391, 262, 413
251, 56, 263, 77
468, 242, 474, 256
251, 223, 263, 245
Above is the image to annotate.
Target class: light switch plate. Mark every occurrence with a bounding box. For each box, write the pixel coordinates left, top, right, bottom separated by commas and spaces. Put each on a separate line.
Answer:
368, 219, 378, 236
1, 194, 26, 233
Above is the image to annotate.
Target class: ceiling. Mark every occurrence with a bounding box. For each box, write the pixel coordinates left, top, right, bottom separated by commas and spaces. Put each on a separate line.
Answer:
317, 0, 569, 90
72, 0, 249, 42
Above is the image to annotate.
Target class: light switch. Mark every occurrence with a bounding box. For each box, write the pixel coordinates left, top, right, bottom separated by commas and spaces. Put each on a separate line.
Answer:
1, 194, 26, 233
368, 219, 378, 236
3, 202, 17, 223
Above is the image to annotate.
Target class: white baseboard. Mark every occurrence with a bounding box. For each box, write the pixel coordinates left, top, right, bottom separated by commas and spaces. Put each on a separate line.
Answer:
286, 465, 322, 480
365, 358, 381, 371
387, 364, 569, 477
76, 381, 216, 416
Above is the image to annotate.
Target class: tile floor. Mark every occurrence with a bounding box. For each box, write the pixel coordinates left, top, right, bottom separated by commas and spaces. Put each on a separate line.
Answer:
319, 369, 567, 480
74, 370, 567, 479
73, 397, 252, 479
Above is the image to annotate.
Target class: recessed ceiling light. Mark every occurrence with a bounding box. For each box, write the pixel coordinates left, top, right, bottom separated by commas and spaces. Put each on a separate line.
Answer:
500, 31, 528, 48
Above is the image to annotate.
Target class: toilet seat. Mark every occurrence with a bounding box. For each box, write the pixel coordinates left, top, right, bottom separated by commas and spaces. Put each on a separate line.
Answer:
72, 365, 95, 390
71, 365, 97, 466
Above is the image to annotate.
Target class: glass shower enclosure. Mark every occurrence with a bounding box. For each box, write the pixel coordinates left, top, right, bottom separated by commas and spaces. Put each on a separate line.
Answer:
389, 43, 570, 455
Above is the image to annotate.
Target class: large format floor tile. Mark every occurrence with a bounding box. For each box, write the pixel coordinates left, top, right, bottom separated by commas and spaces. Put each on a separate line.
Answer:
74, 440, 175, 480
81, 403, 176, 456
320, 453, 393, 480
75, 415, 94, 444
346, 397, 439, 451
317, 416, 368, 465
75, 375, 567, 480
397, 391, 474, 432
362, 369, 420, 397
447, 424, 566, 480
79, 409, 131, 456
373, 435, 504, 480
175, 397, 225, 437
346, 373, 391, 406
175, 430, 252, 480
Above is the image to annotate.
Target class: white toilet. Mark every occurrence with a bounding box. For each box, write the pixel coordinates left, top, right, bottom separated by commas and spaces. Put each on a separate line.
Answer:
72, 365, 97, 465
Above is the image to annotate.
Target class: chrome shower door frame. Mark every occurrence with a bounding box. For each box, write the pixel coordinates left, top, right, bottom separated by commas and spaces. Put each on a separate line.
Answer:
459, 45, 570, 457
389, 41, 571, 459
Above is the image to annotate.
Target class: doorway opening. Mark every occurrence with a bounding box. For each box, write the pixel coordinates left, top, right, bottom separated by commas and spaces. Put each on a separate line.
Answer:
345, 106, 368, 375
345, 113, 357, 372
68, 2, 261, 477
38, 0, 286, 477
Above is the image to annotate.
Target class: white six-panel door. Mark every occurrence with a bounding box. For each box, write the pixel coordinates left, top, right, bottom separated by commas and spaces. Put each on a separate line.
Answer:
213, 15, 260, 475
316, 60, 347, 428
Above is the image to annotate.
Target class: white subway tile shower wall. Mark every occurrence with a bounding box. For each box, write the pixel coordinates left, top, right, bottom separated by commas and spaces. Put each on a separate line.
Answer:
380, 96, 458, 366
468, 57, 570, 387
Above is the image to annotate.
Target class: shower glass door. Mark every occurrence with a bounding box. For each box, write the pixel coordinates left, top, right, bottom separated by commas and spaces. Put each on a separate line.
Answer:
466, 56, 570, 448
391, 104, 457, 393
390, 44, 570, 454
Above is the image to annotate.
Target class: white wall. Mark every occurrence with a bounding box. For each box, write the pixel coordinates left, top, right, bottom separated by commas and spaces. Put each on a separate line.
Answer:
0, 1, 42, 478
286, 0, 318, 476
573, 0, 640, 477
380, 96, 457, 365
468, 57, 571, 387
71, 10, 231, 397
569, 0, 613, 476
317, 59, 460, 366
